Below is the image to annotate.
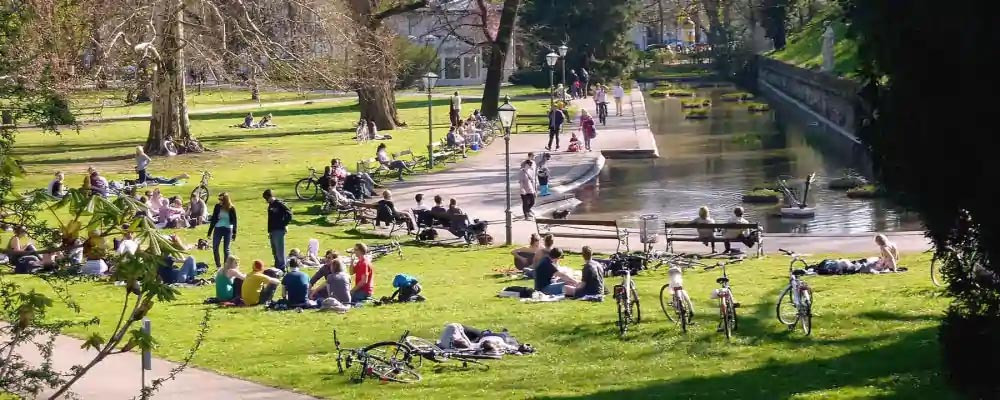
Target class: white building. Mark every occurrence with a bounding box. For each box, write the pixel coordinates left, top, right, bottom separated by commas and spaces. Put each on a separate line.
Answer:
388, 0, 516, 86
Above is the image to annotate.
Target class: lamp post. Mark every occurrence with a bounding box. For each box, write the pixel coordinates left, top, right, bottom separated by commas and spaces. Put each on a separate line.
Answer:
497, 95, 517, 246
557, 44, 568, 101
545, 52, 559, 111
421, 72, 439, 169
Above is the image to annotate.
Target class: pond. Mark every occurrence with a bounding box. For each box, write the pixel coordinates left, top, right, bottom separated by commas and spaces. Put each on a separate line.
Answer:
569, 82, 923, 234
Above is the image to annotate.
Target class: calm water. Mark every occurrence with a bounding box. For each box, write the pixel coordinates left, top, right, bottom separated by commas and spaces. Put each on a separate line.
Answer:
571, 83, 923, 234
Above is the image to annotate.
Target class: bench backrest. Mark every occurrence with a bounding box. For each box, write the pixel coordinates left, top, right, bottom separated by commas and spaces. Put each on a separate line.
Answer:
353, 202, 378, 209
664, 222, 760, 230
536, 218, 618, 228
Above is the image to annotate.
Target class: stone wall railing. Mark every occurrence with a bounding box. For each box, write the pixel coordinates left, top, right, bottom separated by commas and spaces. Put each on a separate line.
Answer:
757, 56, 862, 139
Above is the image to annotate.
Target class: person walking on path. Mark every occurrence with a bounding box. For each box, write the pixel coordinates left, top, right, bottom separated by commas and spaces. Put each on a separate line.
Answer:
263, 189, 293, 271
580, 68, 590, 98
519, 160, 538, 220
449, 91, 462, 126
547, 103, 567, 151
613, 82, 626, 116
568, 70, 579, 99
206, 192, 238, 270
579, 109, 597, 151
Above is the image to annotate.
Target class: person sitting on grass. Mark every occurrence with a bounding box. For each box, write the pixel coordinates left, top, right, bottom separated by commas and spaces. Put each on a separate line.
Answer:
187, 193, 208, 227
874, 234, 899, 272
693, 206, 717, 246
134, 145, 188, 185
115, 229, 139, 255
241, 113, 254, 128
281, 258, 313, 307
533, 247, 578, 296
215, 255, 246, 304
159, 197, 186, 228
376, 143, 413, 181
88, 168, 109, 197
376, 190, 416, 233
255, 113, 274, 128
157, 254, 201, 285
242, 260, 280, 306
512, 233, 542, 272
81, 230, 109, 276
48, 171, 65, 198
564, 246, 605, 299
308, 251, 350, 303
288, 248, 320, 267
350, 243, 374, 304
7, 225, 41, 274
148, 188, 165, 214
355, 119, 369, 142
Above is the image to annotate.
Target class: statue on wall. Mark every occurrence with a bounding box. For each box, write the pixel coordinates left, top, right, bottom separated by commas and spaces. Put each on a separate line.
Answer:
821, 22, 836, 73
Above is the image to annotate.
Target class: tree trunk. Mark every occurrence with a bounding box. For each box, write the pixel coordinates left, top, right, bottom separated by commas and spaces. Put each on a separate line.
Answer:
357, 83, 401, 130
656, 0, 665, 45
145, 0, 201, 155
480, 0, 521, 118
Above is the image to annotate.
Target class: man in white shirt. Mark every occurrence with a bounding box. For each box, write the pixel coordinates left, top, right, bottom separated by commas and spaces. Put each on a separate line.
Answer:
723, 207, 755, 253
449, 91, 462, 126
612, 82, 626, 116
116, 230, 139, 255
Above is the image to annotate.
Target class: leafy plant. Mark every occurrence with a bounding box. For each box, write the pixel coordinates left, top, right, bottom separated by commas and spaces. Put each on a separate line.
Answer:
681, 98, 711, 108
742, 188, 780, 203
720, 92, 755, 102
747, 102, 771, 112
684, 108, 709, 119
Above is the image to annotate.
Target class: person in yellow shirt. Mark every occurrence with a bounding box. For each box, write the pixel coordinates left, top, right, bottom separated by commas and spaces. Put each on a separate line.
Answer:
241, 260, 280, 306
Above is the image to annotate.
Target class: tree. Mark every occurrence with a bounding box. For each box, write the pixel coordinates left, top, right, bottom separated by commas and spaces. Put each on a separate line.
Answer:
520, 0, 638, 81
841, 1, 997, 396
760, 0, 794, 50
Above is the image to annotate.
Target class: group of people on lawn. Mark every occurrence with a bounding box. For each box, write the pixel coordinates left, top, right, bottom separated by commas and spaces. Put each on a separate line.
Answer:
512, 233, 605, 299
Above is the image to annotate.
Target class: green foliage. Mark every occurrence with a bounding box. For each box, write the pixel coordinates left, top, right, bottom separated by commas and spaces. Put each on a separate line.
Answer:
519, 0, 637, 81
769, 6, 859, 76
684, 108, 709, 119
394, 37, 440, 90
666, 89, 695, 97
746, 102, 771, 112
742, 188, 780, 203
731, 133, 763, 147
845, 184, 882, 199
508, 68, 553, 88
842, 0, 998, 395
680, 98, 711, 109
634, 64, 714, 81
648, 88, 668, 98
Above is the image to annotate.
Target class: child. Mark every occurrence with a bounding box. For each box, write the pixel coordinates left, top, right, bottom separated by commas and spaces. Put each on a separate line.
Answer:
567, 132, 583, 152
537, 153, 552, 196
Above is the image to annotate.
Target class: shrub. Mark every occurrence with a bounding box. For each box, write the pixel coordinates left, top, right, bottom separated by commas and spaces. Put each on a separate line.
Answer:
667, 89, 695, 97
681, 98, 711, 108
684, 108, 709, 119
394, 37, 440, 90
721, 92, 755, 102
508, 68, 552, 89
747, 102, 771, 112
742, 188, 781, 203
846, 184, 883, 198
648, 89, 669, 98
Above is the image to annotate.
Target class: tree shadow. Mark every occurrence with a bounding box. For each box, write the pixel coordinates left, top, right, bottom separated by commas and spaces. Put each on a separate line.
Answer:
858, 310, 942, 322
533, 327, 949, 400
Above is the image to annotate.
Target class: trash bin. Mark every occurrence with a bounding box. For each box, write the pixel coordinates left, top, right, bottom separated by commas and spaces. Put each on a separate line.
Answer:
1, 110, 13, 126
639, 214, 660, 244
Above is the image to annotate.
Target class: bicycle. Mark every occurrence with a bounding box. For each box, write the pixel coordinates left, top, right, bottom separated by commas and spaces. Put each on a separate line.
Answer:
597, 101, 608, 125
704, 259, 744, 340
776, 248, 814, 336
333, 330, 421, 384
478, 119, 500, 147
190, 171, 211, 203
659, 258, 699, 333
346, 240, 402, 261
400, 334, 499, 371
613, 266, 642, 337
294, 167, 321, 201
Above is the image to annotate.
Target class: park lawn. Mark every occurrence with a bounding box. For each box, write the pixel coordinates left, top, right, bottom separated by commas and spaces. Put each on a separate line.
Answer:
68, 88, 338, 118
5, 87, 955, 399
8, 251, 955, 399
768, 8, 859, 78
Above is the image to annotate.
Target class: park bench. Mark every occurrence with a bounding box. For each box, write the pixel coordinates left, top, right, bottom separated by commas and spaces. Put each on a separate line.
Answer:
663, 221, 764, 257
535, 218, 629, 252
428, 141, 460, 164
356, 158, 394, 182
351, 202, 406, 236
392, 149, 425, 169
72, 99, 124, 121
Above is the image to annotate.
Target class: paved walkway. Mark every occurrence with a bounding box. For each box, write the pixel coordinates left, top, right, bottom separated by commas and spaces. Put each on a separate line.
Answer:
10, 329, 318, 400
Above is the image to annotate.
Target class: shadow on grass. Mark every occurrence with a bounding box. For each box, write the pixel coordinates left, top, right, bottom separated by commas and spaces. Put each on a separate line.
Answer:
187, 98, 451, 122
859, 310, 942, 322
197, 127, 357, 144
533, 326, 950, 400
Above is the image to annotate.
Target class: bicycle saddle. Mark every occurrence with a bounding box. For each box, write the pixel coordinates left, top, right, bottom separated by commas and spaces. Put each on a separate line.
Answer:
715, 277, 729, 284
792, 269, 807, 276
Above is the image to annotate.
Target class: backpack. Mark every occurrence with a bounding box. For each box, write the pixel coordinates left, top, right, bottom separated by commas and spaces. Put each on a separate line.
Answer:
391, 274, 423, 302
417, 228, 438, 241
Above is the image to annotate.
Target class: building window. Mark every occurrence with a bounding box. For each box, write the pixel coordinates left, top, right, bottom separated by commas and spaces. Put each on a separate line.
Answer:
463, 56, 479, 79
444, 58, 461, 79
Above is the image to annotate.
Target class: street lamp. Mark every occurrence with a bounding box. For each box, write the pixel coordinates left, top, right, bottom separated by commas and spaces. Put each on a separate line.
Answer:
421, 72, 439, 169
545, 52, 559, 111
497, 95, 517, 246
557, 44, 569, 101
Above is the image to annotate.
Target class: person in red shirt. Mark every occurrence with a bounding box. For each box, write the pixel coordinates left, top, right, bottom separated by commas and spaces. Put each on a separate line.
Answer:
350, 243, 374, 304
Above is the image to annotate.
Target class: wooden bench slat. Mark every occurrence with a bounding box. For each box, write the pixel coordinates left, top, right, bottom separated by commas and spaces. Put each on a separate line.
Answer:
535, 218, 619, 227
543, 233, 622, 240
664, 222, 760, 229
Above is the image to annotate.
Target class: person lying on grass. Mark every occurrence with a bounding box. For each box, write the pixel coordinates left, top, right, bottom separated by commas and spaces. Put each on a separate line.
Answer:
533, 247, 579, 296
242, 260, 280, 306
288, 248, 320, 267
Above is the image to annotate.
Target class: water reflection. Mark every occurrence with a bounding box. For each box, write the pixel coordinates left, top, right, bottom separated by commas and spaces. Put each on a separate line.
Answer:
571, 83, 922, 234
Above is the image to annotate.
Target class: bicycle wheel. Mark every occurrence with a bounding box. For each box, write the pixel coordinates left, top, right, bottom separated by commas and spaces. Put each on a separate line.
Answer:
723, 298, 735, 340
799, 288, 813, 336
659, 284, 675, 322
615, 289, 628, 337
776, 285, 800, 326
191, 185, 209, 203
630, 287, 642, 324
362, 342, 415, 368
366, 359, 422, 384
677, 297, 688, 333
294, 178, 319, 201
482, 123, 497, 146
930, 254, 945, 287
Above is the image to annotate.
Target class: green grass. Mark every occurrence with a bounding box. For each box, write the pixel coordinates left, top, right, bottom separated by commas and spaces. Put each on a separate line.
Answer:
4, 85, 958, 399
747, 102, 772, 112
769, 8, 859, 77
684, 108, 709, 119
666, 89, 696, 97
635, 64, 714, 81
69, 88, 336, 117
680, 98, 712, 109
720, 92, 755, 102
742, 188, 780, 203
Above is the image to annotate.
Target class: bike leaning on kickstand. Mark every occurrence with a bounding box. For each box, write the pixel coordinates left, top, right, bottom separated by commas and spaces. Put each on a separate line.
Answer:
613, 265, 641, 337
777, 249, 814, 336
704, 258, 744, 340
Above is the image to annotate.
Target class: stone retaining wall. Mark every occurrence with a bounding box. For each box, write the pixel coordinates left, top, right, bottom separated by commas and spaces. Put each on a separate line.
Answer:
757, 56, 862, 139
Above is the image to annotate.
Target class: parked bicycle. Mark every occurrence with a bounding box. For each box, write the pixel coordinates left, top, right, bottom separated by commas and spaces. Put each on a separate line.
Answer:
346, 240, 402, 261
613, 266, 641, 337
477, 119, 501, 147
777, 248, 814, 336
190, 171, 212, 203
294, 167, 321, 201
401, 334, 499, 371
333, 330, 421, 384
704, 259, 744, 340
659, 257, 700, 333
